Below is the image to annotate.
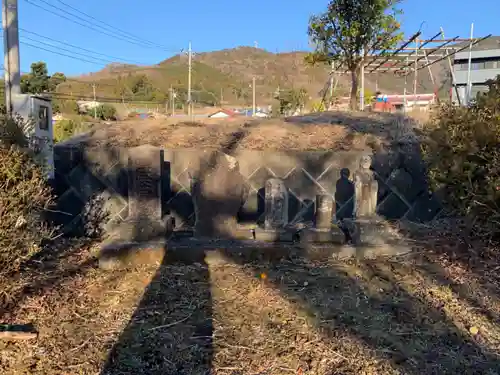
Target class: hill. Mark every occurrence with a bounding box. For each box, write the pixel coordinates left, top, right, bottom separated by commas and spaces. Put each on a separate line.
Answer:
55, 46, 452, 108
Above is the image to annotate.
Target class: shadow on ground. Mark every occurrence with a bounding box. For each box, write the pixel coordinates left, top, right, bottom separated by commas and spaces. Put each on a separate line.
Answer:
101, 244, 213, 375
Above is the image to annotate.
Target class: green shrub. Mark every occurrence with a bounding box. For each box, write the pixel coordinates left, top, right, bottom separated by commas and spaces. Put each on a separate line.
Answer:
53, 118, 89, 143
52, 98, 79, 115
0, 120, 55, 277
422, 75, 500, 240
95, 104, 117, 120
310, 100, 325, 112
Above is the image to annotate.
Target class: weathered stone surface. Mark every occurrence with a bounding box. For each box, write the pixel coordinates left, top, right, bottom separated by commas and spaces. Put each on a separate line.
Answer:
315, 194, 333, 229
300, 227, 345, 244
53, 146, 438, 245
341, 217, 409, 255
127, 145, 164, 221
191, 152, 248, 238
353, 154, 378, 218
264, 178, 289, 230
253, 228, 296, 242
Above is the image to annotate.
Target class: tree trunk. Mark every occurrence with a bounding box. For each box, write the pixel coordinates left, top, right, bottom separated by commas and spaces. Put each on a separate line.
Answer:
350, 67, 359, 111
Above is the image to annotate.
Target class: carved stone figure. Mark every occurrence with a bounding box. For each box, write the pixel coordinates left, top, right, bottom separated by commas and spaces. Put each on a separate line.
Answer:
353, 155, 378, 218
264, 178, 289, 230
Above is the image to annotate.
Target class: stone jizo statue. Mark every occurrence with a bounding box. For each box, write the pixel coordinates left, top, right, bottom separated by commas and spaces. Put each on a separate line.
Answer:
353, 155, 378, 218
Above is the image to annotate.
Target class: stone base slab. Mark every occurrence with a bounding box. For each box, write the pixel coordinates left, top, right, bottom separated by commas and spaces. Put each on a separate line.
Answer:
253, 228, 297, 242
299, 227, 346, 244
342, 219, 405, 247
101, 216, 174, 246
97, 238, 412, 271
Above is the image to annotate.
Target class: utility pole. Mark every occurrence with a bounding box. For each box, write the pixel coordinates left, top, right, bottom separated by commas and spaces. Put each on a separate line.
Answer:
329, 61, 335, 109
413, 38, 419, 102
403, 55, 409, 112
92, 83, 97, 119
466, 23, 474, 104
187, 42, 192, 119
359, 47, 365, 111
252, 77, 256, 116
2, 0, 21, 118
440, 27, 461, 105
170, 86, 175, 116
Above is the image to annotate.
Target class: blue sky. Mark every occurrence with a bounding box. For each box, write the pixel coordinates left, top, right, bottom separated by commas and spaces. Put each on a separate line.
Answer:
10, 0, 500, 76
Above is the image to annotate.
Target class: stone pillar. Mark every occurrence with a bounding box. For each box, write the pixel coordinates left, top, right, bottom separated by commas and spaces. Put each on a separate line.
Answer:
264, 178, 289, 230
127, 147, 163, 221
125, 145, 165, 241
191, 152, 247, 238
315, 194, 333, 229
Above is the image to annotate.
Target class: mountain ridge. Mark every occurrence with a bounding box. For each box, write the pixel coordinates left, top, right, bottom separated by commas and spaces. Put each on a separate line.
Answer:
56, 46, 448, 106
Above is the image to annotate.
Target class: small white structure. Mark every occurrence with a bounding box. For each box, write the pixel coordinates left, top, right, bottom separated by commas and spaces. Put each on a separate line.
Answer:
77, 100, 100, 113
12, 94, 54, 179
208, 109, 238, 118
254, 111, 269, 118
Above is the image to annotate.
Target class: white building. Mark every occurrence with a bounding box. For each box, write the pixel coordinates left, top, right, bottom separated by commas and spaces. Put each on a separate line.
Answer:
207, 109, 238, 118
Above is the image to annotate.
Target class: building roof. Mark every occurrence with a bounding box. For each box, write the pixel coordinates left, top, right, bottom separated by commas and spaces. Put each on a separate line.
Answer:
240, 109, 269, 116
386, 93, 436, 105
455, 48, 500, 60
208, 108, 238, 117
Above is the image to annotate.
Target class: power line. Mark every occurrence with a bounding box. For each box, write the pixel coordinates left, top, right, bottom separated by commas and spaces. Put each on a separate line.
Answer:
22, 0, 179, 52
53, 0, 172, 51
20, 34, 126, 65
50, 92, 167, 104
19, 28, 146, 65
19, 39, 117, 66
17, 39, 178, 76
13, 38, 175, 86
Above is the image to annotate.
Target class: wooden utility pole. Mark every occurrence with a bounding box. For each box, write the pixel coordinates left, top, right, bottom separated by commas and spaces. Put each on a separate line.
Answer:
329, 61, 335, 109
92, 83, 97, 118
440, 27, 461, 105
170, 86, 175, 116
2, 0, 21, 117
413, 38, 419, 100
187, 42, 192, 119
466, 23, 474, 103
252, 76, 256, 116
360, 47, 365, 110
404, 55, 409, 112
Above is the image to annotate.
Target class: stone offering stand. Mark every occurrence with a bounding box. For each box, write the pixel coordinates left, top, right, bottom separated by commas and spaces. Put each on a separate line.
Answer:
51, 144, 443, 262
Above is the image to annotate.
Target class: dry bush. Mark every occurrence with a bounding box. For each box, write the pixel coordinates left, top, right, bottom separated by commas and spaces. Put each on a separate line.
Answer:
421, 76, 500, 241
0, 122, 55, 277
0, 115, 29, 148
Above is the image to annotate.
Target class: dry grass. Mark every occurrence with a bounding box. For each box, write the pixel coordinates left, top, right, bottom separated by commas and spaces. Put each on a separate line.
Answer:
1, 227, 499, 375
80, 111, 420, 152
